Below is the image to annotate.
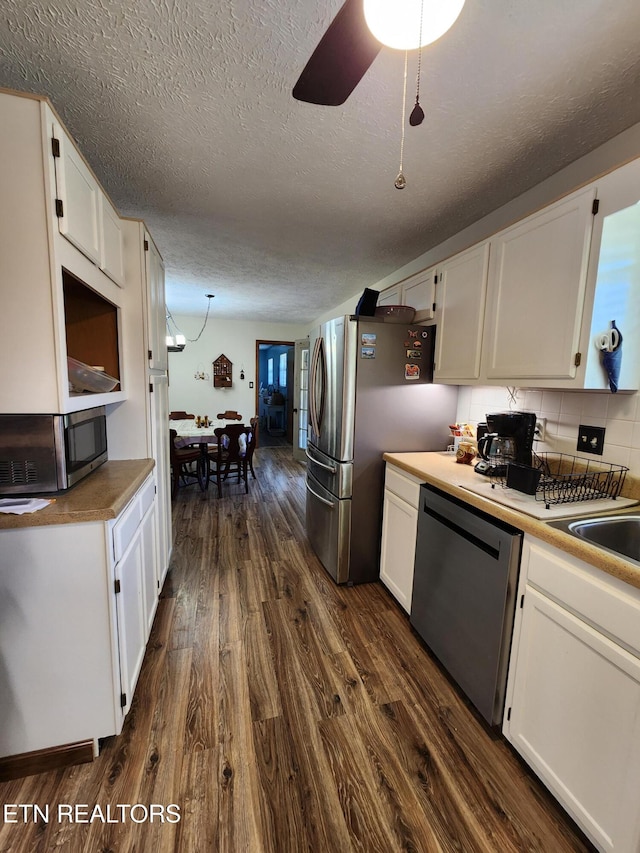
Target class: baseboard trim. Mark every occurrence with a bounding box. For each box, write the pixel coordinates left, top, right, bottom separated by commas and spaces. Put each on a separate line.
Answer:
0, 739, 94, 781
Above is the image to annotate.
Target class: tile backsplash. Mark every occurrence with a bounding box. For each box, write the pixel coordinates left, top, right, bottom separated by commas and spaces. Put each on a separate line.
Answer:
456, 386, 640, 475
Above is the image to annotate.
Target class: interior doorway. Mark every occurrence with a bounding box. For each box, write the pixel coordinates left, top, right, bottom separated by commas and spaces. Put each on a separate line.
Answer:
255, 341, 295, 446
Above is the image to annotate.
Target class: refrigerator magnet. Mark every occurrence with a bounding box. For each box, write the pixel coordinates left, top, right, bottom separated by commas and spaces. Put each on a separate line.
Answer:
406, 349, 422, 359
361, 346, 376, 359
361, 333, 376, 346
405, 364, 420, 380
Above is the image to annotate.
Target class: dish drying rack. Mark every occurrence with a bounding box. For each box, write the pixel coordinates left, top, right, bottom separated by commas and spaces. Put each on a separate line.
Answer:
490, 452, 629, 509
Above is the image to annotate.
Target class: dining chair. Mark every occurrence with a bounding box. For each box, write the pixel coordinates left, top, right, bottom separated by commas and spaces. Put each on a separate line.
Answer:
208, 424, 251, 497
169, 428, 203, 498
169, 411, 195, 420
247, 417, 258, 479
216, 410, 243, 421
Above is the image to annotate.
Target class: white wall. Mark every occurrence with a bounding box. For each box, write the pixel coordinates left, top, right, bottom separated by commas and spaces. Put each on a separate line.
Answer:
167, 315, 308, 420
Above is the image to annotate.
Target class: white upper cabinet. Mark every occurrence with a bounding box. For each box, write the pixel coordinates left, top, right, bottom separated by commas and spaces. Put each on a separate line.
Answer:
376, 284, 401, 307
52, 118, 125, 287
398, 267, 436, 321
0, 91, 126, 414
145, 232, 168, 371
434, 242, 490, 382
376, 267, 436, 320
432, 159, 640, 390
99, 192, 125, 287
52, 120, 101, 266
482, 186, 597, 382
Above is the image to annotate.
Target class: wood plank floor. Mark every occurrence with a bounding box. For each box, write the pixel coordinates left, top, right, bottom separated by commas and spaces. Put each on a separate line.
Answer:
0, 448, 595, 852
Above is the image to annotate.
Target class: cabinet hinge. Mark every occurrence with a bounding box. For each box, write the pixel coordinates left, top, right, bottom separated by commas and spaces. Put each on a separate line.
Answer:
55, 198, 64, 218
520, 593, 524, 608
148, 349, 153, 361
574, 352, 582, 367
114, 579, 121, 594
120, 692, 127, 708
592, 199, 600, 215
51, 137, 60, 158
149, 382, 154, 393
507, 706, 512, 721
432, 302, 436, 312
144, 239, 149, 251
434, 273, 438, 284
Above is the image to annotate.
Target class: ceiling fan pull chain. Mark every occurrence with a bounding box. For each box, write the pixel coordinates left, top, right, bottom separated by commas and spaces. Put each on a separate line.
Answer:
410, 0, 425, 126
395, 51, 409, 189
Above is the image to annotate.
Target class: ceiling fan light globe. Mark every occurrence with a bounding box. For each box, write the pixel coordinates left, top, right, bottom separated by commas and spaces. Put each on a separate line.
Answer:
363, 0, 465, 50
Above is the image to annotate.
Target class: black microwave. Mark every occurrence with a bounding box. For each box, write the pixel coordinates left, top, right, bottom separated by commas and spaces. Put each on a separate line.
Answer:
0, 407, 107, 495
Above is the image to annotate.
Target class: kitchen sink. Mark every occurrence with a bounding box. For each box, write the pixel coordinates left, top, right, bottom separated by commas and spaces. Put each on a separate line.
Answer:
548, 510, 640, 566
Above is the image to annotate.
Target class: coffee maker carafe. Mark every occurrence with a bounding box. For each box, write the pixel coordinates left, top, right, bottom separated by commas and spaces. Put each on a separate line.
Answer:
475, 411, 537, 476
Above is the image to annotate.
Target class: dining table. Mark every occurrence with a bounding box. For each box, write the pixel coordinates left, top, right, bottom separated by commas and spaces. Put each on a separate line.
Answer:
172, 419, 223, 491
172, 418, 223, 450
171, 419, 249, 493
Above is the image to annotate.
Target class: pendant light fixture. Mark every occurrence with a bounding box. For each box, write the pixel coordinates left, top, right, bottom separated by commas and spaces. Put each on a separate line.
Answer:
166, 294, 215, 353
363, 0, 465, 50
165, 318, 186, 352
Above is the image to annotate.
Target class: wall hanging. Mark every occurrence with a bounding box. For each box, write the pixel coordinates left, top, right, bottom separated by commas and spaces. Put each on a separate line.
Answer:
213, 354, 233, 388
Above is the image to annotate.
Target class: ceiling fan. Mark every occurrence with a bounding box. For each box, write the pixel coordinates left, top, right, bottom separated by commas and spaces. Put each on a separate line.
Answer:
292, 0, 466, 107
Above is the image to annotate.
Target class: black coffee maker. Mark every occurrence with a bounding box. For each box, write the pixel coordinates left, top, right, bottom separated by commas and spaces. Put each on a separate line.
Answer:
475, 411, 537, 476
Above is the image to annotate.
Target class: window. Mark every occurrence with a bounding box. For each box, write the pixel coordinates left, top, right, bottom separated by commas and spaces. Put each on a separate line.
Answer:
267, 357, 274, 386
279, 352, 287, 388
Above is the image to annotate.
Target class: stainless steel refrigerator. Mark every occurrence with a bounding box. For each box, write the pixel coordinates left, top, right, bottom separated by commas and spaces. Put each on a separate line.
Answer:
305, 315, 458, 585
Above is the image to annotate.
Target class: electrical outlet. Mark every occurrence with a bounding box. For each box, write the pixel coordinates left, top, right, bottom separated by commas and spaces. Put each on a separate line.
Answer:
534, 418, 546, 442
577, 424, 605, 455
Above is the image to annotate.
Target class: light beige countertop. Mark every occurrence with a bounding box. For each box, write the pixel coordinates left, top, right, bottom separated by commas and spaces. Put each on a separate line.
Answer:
384, 451, 640, 591
0, 459, 155, 530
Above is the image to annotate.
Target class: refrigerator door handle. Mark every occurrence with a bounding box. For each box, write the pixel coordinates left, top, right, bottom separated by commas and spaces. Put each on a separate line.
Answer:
309, 335, 326, 438
305, 480, 335, 508
305, 448, 337, 473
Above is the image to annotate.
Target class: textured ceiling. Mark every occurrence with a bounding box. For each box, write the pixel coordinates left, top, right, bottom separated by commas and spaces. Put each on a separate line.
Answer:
2, 0, 640, 323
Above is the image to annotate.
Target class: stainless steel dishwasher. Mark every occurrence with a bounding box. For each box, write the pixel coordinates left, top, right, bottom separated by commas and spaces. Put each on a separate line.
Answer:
410, 484, 522, 727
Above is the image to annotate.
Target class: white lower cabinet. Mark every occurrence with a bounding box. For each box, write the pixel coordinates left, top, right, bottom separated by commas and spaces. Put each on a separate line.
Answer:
504, 537, 640, 852
0, 473, 159, 759
111, 473, 158, 716
379, 464, 422, 613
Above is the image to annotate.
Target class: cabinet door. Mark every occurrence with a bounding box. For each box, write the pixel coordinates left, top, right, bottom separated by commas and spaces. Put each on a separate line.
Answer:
52, 122, 101, 265
483, 187, 596, 380
507, 586, 640, 852
379, 489, 418, 613
99, 193, 125, 286
140, 498, 159, 637
376, 285, 401, 307
401, 267, 436, 321
433, 242, 490, 382
114, 526, 146, 717
146, 233, 168, 371
150, 373, 172, 588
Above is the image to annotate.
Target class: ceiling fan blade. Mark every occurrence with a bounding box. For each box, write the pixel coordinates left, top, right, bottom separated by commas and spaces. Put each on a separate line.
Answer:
293, 0, 382, 106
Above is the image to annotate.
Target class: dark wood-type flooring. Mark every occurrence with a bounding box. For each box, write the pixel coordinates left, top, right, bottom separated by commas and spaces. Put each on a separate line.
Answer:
0, 447, 594, 852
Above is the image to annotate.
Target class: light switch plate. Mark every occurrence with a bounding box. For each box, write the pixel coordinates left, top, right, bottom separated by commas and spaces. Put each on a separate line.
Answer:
577, 424, 605, 455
